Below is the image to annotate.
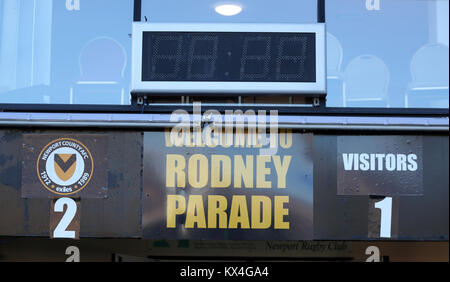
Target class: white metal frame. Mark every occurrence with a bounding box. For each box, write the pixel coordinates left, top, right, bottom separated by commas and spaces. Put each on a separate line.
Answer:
131, 23, 326, 95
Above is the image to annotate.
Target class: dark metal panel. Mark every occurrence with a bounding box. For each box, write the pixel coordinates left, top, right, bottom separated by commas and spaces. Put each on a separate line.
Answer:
0, 130, 52, 236
2, 128, 448, 240
24, 199, 51, 236
0, 130, 142, 238
313, 135, 369, 240
314, 134, 449, 240
0, 130, 27, 235
397, 136, 449, 240
81, 132, 143, 238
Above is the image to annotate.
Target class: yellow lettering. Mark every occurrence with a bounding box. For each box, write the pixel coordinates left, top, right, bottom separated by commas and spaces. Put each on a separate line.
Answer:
274, 196, 290, 229
233, 155, 254, 188
211, 155, 231, 188
185, 195, 206, 228
256, 155, 271, 188
164, 128, 174, 147
220, 127, 233, 148
279, 129, 292, 149
188, 154, 208, 188
184, 129, 193, 147
234, 126, 245, 148
166, 195, 186, 228
228, 195, 250, 229
208, 195, 228, 228
192, 127, 205, 147
251, 196, 272, 229
166, 154, 185, 188
272, 155, 292, 188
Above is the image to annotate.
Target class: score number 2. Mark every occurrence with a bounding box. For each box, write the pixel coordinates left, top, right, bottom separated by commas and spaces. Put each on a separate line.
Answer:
53, 198, 78, 239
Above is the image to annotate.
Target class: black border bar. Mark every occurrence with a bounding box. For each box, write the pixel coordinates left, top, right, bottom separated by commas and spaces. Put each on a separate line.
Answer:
0, 103, 448, 117
318, 0, 326, 23
134, 0, 141, 22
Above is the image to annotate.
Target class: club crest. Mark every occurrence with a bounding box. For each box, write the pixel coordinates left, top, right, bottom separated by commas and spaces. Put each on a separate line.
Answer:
36, 138, 93, 196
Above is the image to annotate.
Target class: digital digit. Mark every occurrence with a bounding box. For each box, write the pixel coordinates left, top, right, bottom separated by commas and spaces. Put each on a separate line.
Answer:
374, 197, 392, 238
276, 36, 308, 81
53, 197, 77, 239
151, 35, 183, 80
187, 36, 219, 80
240, 36, 271, 80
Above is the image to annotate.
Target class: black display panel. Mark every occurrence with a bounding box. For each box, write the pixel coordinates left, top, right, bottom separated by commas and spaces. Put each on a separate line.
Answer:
142, 32, 316, 82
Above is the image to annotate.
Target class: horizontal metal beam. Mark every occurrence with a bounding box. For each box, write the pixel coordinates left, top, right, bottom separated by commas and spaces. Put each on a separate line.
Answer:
0, 121, 448, 132
0, 112, 448, 132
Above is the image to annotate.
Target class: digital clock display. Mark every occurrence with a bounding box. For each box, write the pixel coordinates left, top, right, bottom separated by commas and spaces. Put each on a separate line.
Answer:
132, 23, 325, 95
142, 32, 316, 83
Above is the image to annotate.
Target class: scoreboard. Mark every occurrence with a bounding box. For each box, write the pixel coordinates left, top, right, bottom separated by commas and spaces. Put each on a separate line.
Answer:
1, 128, 447, 241
131, 23, 326, 95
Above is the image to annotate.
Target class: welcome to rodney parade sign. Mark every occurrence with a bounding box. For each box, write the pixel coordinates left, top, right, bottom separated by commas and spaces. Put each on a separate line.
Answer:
142, 102, 315, 240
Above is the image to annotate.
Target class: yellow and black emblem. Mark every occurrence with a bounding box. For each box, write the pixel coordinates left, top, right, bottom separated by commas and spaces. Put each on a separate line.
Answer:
36, 138, 94, 196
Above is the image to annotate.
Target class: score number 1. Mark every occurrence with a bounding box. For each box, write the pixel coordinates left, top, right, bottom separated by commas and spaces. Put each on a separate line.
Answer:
370, 196, 393, 239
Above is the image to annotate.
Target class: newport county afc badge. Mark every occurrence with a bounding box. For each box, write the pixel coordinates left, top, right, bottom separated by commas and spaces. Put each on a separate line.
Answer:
36, 138, 94, 196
